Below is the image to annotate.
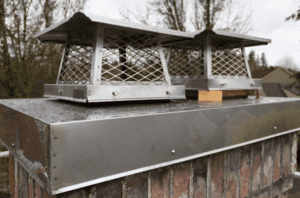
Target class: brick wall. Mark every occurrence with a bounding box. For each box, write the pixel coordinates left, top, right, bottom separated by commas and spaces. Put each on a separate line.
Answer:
0, 144, 9, 195
9, 132, 298, 198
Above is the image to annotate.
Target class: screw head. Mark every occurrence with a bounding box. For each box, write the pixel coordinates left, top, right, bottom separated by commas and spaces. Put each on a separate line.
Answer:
53, 152, 58, 157
274, 126, 277, 130
166, 91, 170, 95
171, 150, 175, 155
12, 143, 15, 147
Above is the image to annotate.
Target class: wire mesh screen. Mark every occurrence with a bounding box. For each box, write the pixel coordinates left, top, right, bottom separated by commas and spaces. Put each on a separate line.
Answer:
101, 30, 167, 85
58, 36, 93, 84
211, 39, 249, 79
167, 48, 204, 79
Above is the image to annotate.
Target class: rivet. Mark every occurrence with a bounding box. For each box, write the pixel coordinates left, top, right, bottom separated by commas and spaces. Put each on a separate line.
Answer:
274, 126, 277, 130
53, 166, 57, 169
251, 83, 254, 86
12, 143, 15, 147
221, 83, 226, 86
54, 137, 58, 140
171, 150, 175, 155
54, 178, 57, 181
166, 91, 170, 95
112, 91, 118, 96
53, 152, 58, 157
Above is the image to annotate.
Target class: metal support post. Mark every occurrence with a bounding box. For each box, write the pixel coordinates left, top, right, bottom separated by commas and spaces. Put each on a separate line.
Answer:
157, 35, 172, 85
241, 41, 252, 79
204, 34, 212, 78
56, 41, 68, 84
91, 24, 104, 85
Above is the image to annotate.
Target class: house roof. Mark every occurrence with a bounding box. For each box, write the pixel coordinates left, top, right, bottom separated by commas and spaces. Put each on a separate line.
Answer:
262, 67, 295, 81
282, 83, 300, 96
262, 83, 287, 97
34, 12, 271, 47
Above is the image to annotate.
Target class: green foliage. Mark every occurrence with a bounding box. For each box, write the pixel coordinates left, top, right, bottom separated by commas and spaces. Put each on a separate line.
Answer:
0, 0, 87, 99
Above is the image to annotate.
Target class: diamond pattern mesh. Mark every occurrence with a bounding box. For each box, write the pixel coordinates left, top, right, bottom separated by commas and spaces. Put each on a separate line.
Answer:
58, 36, 93, 84
167, 48, 204, 79
101, 30, 167, 85
211, 39, 249, 79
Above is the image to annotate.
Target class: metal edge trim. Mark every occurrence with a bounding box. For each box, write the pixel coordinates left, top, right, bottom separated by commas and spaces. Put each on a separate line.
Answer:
88, 96, 186, 103
35, 12, 193, 41
192, 29, 271, 44
294, 172, 300, 179
43, 95, 87, 103
208, 87, 262, 90
0, 102, 52, 125
50, 98, 300, 125
33, 16, 73, 39
51, 127, 300, 195
49, 124, 54, 192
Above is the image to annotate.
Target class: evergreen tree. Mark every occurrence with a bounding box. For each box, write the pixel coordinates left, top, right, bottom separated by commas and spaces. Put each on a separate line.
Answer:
260, 52, 267, 67
248, 50, 257, 74
256, 55, 260, 67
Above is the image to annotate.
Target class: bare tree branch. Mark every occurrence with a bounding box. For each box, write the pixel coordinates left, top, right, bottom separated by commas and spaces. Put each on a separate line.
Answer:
286, 6, 300, 21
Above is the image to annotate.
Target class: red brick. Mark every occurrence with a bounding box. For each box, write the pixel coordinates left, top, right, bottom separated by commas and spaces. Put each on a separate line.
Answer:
151, 167, 171, 198
35, 180, 41, 198
251, 143, 262, 192
291, 132, 298, 174
226, 149, 239, 198
272, 175, 293, 197
126, 172, 148, 198
277, 192, 288, 198
273, 137, 281, 181
173, 163, 190, 198
18, 163, 29, 197
251, 188, 271, 198
282, 135, 291, 176
29, 177, 34, 198
96, 179, 122, 198
239, 146, 251, 198
55, 189, 84, 198
210, 152, 225, 198
262, 139, 273, 188
193, 157, 208, 198
9, 154, 16, 198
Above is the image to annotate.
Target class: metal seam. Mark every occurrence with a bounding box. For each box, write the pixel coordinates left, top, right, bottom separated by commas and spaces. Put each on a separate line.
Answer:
223, 151, 227, 198
189, 162, 193, 198
207, 155, 211, 198
237, 148, 241, 198
249, 145, 253, 195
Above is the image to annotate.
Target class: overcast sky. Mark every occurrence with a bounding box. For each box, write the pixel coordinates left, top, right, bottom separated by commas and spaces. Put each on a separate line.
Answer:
85, 0, 300, 69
